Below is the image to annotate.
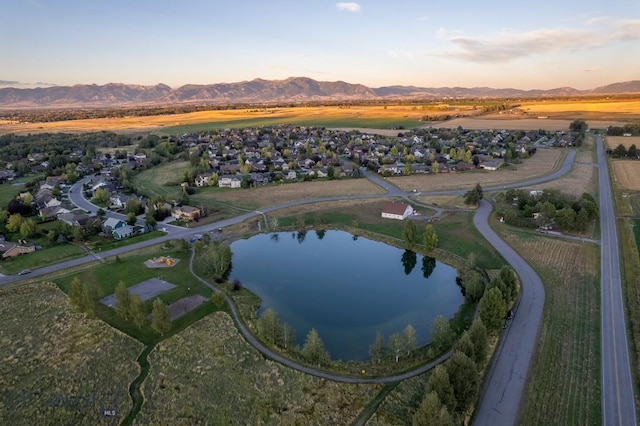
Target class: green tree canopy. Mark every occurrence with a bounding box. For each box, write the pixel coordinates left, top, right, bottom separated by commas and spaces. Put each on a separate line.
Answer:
129, 293, 147, 329
423, 224, 438, 251
403, 219, 418, 247
427, 364, 457, 414
479, 287, 507, 330
412, 391, 453, 426
430, 315, 454, 354
301, 328, 330, 365
469, 318, 488, 366
114, 281, 132, 320
446, 351, 479, 413
151, 297, 171, 336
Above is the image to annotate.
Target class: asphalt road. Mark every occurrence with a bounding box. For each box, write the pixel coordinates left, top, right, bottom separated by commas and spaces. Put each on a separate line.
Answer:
596, 136, 637, 426
472, 199, 545, 425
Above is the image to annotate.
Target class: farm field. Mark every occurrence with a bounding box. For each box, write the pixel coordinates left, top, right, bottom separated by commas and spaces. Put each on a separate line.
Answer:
435, 117, 627, 131
137, 312, 382, 424
611, 160, 640, 191
498, 230, 601, 425
388, 148, 564, 192
605, 136, 640, 150
518, 99, 640, 121
0, 281, 143, 425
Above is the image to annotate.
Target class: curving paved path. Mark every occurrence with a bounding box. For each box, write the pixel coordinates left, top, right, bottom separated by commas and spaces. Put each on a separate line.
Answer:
472, 200, 545, 425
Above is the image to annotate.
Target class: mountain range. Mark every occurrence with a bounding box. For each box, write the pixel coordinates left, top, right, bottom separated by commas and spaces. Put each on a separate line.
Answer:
0, 77, 639, 108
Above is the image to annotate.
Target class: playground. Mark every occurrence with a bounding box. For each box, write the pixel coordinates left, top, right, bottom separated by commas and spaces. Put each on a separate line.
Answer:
144, 256, 180, 268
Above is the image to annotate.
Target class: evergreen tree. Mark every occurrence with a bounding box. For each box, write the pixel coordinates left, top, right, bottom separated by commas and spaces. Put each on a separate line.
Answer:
446, 351, 479, 413
454, 331, 476, 361
430, 315, 454, 354
301, 328, 330, 365
257, 308, 282, 345
469, 318, 488, 366
403, 219, 418, 247
412, 391, 453, 426
479, 287, 507, 330
427, 364, 457, 414
114, 281, 132, 320
423, 224, 438, 251
463, 272, 485, 303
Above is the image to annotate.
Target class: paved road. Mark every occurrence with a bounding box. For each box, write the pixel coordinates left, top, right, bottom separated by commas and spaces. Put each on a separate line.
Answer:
472, 200, 546, 425
596, 136, 637, 426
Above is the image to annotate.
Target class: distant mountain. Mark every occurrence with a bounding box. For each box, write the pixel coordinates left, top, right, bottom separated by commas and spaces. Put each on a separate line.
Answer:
0, 77, 637, 108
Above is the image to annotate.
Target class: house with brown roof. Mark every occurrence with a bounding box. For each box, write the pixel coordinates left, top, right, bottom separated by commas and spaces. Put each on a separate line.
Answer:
0, 241, 36, 258
381, 201, 415, 220
171, 205, 201, 222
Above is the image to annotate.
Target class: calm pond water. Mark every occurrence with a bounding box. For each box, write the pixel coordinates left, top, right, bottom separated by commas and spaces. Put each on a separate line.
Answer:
229, 230, 463, 361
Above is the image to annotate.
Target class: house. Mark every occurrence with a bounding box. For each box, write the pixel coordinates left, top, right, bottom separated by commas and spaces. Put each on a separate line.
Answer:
113, 225, 135, 240
195, 174, 211, 187
381, 201, 415, 220
479, 161, 500, 171
218, 175, 242, 189
0, 241, 36, 258
39, 204, 72, 220
102, 217, 127, 234
171, 205, 201, 222
58, 212, 90, 228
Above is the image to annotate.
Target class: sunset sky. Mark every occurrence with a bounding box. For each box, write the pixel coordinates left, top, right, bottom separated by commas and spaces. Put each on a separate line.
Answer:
3, 0, 639, 90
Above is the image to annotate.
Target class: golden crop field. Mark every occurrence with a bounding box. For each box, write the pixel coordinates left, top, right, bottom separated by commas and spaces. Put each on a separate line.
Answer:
611, 160, 640, 190
438, 117, 629, 131
521, 99, 640, 115
606, 136, 640, 149
388, 147, 564, 192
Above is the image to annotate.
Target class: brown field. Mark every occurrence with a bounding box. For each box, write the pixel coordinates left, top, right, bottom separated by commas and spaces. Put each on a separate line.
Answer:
606, 136, 640, 150
437, 117, 627, 131
524, 138, 596, 198
193, 178, 387, 210
521, 99, 640, 115
0, 281, 143, 425
388, 148, 564, 192
138, 312, 382, 424
411, 194, 469, 209
495, 230, 601, 425
611, 160, 640, 190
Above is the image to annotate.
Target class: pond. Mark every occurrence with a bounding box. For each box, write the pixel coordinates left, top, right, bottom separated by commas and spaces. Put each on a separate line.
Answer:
229, 230, 464, 361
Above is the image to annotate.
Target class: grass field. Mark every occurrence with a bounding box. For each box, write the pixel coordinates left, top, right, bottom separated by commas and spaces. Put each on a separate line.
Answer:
0, 243, 86, 275
0, 281, 143, 425
519, 99, 640, 121
137, 312, 382, 425
388, 148, 564, 192
131, 160, 190, 199
495, 230, 602, 425
611, 160, 640, 191
606, 136, 640, 150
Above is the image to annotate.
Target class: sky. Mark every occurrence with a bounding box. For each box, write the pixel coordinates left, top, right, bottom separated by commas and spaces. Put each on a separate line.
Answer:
2, 0, 639, 90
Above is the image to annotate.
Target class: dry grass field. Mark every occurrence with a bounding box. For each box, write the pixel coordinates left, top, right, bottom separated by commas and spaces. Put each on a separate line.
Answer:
191, 178, 387, 211
520, 99, 640, 118
496, 232, 601, 425
388, 148, 564, 192
437, 117, 628, 131
0, 281, 143, 425
606, 136, 640, 150
611, 160, 640, 191
137, 312, 382, 424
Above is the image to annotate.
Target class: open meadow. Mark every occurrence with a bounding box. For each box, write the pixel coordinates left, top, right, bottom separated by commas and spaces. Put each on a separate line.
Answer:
611, 160, 640, 191
389, 148, 564, 192
137, 312, 382, 425
0, 281, 143, 425
517, 99, 640, 121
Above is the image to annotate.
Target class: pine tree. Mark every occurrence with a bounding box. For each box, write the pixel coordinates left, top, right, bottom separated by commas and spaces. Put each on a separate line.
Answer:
446, 351, 479, 413
301, 328, 330, 365
469, 319, 488, 366
412, 391, 453, 426
129, 294, 147, 329
423, 224, 438, 251
479, 287, 507, 330
426, 364, 457, 414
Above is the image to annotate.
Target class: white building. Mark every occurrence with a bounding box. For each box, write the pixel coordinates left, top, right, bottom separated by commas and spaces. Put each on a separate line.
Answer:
381, 201, 414, 220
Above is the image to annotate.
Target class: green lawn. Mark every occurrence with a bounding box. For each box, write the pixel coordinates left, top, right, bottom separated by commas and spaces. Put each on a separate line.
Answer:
131, 160, 190, 199
0, 243, 86, 275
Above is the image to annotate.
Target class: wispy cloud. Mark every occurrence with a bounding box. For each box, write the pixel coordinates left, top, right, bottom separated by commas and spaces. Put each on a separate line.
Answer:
336, 2, 361, 13
433, 19, 640, 63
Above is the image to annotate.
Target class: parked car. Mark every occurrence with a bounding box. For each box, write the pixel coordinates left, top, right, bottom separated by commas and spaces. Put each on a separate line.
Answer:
18, 269, 31, 276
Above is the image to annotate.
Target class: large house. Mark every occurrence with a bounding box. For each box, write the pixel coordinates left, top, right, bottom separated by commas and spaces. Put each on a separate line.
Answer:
171, 205, 201, 222
102, 217, 127, 234
0, 241, 36, 258
381, 202, 415, 220
218, 175, 242, 188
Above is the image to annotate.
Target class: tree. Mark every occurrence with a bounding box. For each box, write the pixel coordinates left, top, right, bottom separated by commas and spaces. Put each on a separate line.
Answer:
499, 266, 518, 301
125, 198, 141, 215
430, 315, 454, 354
628, 144, 638, 159
19, 218, 39, 238
129, 294, 147, 329
570, 119, 588, 133
144, 214, 157, 231
463, 272, 485, 303
151, 298, 171, 336
92, 188, 111, 205
257, 308, 282, 345
422, 255, 436, 279
403, 219, 418, 247
401, 249, 417, 275
388, 332, 404, 362
126, 212, 137, 226
423, 224, 438, 251
301, 328, 330, 365
201, 241, 232, 280
468, 319, 488, 365
211, 291, 225, 308
412, 391, 453, 426
454, 331, 475, 361
479, 287, 507, 330
431, 161, 439, 174
403, 324, 417, 355
426, 364, 457, 415
6, 213, 22, 232
369, 330, 386, 363
114, 281, 132, 320
463, 184, 483, 206
281, 322, 296, 350
613, 143, 627, 158
446, 351, 479, 413
80, 282, 99, 316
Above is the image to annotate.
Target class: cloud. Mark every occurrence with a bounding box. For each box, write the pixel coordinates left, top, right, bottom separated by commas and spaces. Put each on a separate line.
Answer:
336, 2, 361, 13
584, 66, 601, 72
433, 19, 640, 63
